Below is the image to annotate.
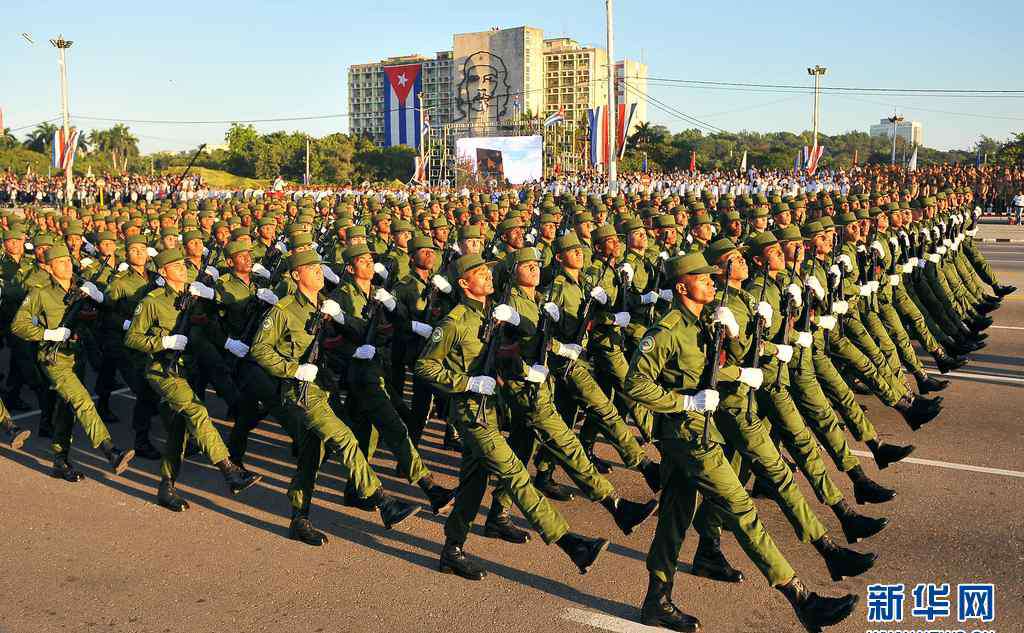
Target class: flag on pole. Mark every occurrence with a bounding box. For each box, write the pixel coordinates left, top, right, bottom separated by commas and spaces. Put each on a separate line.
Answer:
907, 146, 918, 172
52, 127, 81, 170
803, 144, 824, 176
382, 63, 423, 149
793, 151, 801, 176
852, 149, 858, 166
544, 106, 566, 128
689, 150, 696, 173
642, 152, 648, 173
739, 150, 747, 172
587, 106, 609, 168
413, 156, 427, 183
616, 103, 637, 159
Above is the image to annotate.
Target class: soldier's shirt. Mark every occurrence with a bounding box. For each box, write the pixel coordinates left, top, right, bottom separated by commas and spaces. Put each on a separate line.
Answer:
249, 289, 324, 382
392, 271, 433, 363
103, 267, 154, 335
11, 274, 77, 351
382, 246, 410, 282
216, 271, 257, 339
415, 297, 487, 395
124, 284, 192, 373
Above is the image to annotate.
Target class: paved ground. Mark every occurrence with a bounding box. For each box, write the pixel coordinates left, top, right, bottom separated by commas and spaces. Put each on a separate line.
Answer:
0, 246, 1021, 633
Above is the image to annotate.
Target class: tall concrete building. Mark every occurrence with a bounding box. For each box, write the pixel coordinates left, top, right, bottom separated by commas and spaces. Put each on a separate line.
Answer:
346, 25, 647, 145
869, 118, 923, 146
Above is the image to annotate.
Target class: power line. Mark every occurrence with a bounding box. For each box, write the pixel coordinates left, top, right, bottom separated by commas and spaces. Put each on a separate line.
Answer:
623, 81, 726, 134
640, 76, 1024, 96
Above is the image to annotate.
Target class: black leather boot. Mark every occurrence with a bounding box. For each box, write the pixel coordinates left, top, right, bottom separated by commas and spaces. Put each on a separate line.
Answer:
418, 475, 457, 515
50, 453, 85, 482
813, 535, 877, 581
893, 395, 940, 431
556, 532, 608, 575
1, 420, 30, 449
288, 510, 328, 546
216, 458, 261, 494
777, 576, 858, 632
640, 575, 701, 632
133, 435, 162, 460
583, 440, 613, 474
848, 466, 896, 504
932, 350, 966, 373
442, 424, 461, 451
374, 492, 419, 529
692, 535, 744, 583
483, 499, 530, 543
601, 496, 658, 535
914, 370, 949, 394
639, 458, 662, 493
439, 540, 487, 580
866, 438, 914, 470
831, 499, 888, 544
993, 283, 1016, 297
157, 478, 189, 512
100, 439, 135, 475
534, 468, 574, 501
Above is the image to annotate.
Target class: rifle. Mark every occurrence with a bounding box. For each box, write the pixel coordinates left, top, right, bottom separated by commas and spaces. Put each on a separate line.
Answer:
772, 255, 799, 390
747, 262, 769, 421
472, 278, 514, 426
866, 223, 880, 311
702, 257, 734, 446
168, 144, 207, 201
296, 307, 330, 408
561, 271, 599, 380
645, 255, 663, 324
162, 237, 222, 374
419, 230, 459, 323
42, 255, 110, 363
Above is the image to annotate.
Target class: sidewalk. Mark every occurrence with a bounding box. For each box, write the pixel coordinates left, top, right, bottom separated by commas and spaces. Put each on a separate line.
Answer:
977, 218, 1024, 243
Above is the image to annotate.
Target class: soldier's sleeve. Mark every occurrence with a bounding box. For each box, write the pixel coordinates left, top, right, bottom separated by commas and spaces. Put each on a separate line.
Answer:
390, 280, 416, 326
10, 289, 44, 342
250, 304, 298, 379
624, 328, 688, 413
334, 285, 369, 340
505, 292, 538, 340
414, 318, 470, 394
124, 297, 166, 354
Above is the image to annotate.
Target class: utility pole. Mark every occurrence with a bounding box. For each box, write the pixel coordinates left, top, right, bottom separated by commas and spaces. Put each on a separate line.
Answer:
887, 109, 904, 165
50, 35, 74, 207
605, 0, 617, 193
304, 136, 310, 186
806, 65, 827, 150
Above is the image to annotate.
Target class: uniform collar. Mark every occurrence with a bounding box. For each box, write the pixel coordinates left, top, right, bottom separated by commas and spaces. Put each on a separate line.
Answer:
462, 296, 485, 316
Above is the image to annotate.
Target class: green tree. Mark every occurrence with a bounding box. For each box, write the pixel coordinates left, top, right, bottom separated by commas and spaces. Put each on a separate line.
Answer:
23, 122, 59, 153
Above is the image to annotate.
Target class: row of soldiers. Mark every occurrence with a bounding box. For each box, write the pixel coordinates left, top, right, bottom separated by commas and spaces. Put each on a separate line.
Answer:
0, 181, 1013, 633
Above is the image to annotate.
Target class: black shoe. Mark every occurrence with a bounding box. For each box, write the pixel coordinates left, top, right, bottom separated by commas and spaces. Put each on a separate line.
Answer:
605, 497, 658, 535
50, 456, 85, 482
969, 315, 993, 331
157, 478, 189, 512
556, 532, 608, 575
976, 301, 998, 315
915, 373, 949, 394
378, 495, 419, 529
484, 508, 531, 543
778, 577, 858, 633
833, 500, 889, 544
535, 469, 574, 502
439, 542, 487, 580
692, 536, 745, 583
853, 476, 897, 505
640, 576, 701, 632
584, 443, 614, 474
894, 395, 940, 431
869, 441, 915, 470
442, 425, 462, 451
640, 459, 662, 493
343, 489, 380, 511
814, 535, 877, 582
289, 515, 328, 546
103, 444, 135, 475
849, 379, 872, 395
1, 423, 30, 450
933, 351, 966, 373
993, 284, 1016, 297
133, 438, 162, 461
421, 481, 457, 515
217, 459, 261, 494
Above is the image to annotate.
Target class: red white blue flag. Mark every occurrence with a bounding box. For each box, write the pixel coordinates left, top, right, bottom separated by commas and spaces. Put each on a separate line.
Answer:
803, 144, 824, 176
544, 106, 565, 128
588, 103, 637, 167
383, 63, 423, 149
52, 127, 81, 170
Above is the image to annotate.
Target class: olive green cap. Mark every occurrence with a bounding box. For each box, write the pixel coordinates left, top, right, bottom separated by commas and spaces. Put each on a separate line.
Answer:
745, 231, 778, 251
591, 223, 621, 242
154, 248, 185, 268
181, 230, 204, 244
35, 234, 56, 247
801, 221, 826, 238
834, 212, 858, 226
44, 244, 71, 262
64, 220, 84, 236
342, 244, 371, 263
511, 247, 542, 265
290, 232, 313, 248
773, 225, 804, 243
495, 218, 523, 234
3, 229, 26, 240
554, 233, 582, 253
410, 235, 438, 252
429, 217, 450, 230
458, 225, 482, 240
689, 214, 712, 228
618, 217, 644, 234
703, 237, 746, 265
817, 216, 836, 231
652, 214, 677, 229
453, 253, 487, 277
574, 212, 594, 224
393, 219, 415, 233
225, 241, 251, 257
664, 253, 717, 279
125, 235, 148, 247
231, 227, 251, 239
96, 230, 116, 242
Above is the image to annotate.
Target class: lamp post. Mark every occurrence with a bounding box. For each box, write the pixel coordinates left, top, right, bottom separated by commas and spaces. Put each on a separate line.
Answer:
605, 0, 617, 193
887, 110, 905, 165
50, 35, 74, 207
806, 65, 827, 151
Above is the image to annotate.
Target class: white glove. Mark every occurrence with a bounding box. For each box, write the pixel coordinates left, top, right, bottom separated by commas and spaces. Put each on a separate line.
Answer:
43, 327, 71, 342
966, 228, 979, 238
804, 276, 825, 301
817, 315, 837, 330
889, 236, 899, 247
525, 233, 537, 244
617, 262, 635, 284
589, 286, 609, 305
80, 281, 104, 303
640, 291, 659, 305
659, 250, 670, 260
908, 257, 919, 267
936, 245, 947, 256
833, 300, 849, 315
974, 205, 983, 217
155, 276, 165, 287
24, 242, 33, 251
202, 246, 210, 256
146, 246, 158, 257
321, 264, 340, 284
117, 262, 129, 272
774, 344, 794, 363
525, 364, 549, 383
161, 334, 188, 350
739, 368, 764, 389
786, 283, 803, 307
927, 253, 941, 264
319, 298, 344, 324
252, 263, 271, 279
373, 262, 389, 281
870, 241, 885, 256
942, 238, 952, 248
917, 258, 928, 269
543, 302, 561, 322
274, 240, 288, 254
352, 344, 376, 360
838, 254, 853, 272
204, 265, 220, 281
613, 311, 631, 327
224, 338, 249, 358
189, 281, 215, 299
755, 301, 773, 328
713, 306, 740, 338
858, 284, 872, 297
122, 319, 132, 331
869, 280, 880, 293
373, 288, 396, 312
553, 342, 582, 360
795, 331, 813, 348
901, 263, 913, 274
83, 242, 97, 255
294, 363, 318, 382
467, 375, 496, 395
80, 257, 94, 268
411, 320, 433, 338
856, 244, 866, 254
658, 288, 674, 302
492, 304, 521, 326
681, 388, 719, 413
257, 288, 279, 305
431, 274, 452, 294
889, 274, 901, 287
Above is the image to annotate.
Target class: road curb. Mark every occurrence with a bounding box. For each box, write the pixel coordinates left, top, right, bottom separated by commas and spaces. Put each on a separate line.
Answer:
977, 238, 1024, 243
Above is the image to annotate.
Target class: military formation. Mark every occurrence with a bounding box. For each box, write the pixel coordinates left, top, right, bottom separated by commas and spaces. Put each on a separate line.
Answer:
0, 175, 1014, 633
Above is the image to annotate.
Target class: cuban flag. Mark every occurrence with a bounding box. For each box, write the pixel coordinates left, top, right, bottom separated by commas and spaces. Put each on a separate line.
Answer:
588, 106, 609, 168
544, 106, 566, 128
52, 127, 81, 170
383, 63, 423, 149
803, 144, 824, 176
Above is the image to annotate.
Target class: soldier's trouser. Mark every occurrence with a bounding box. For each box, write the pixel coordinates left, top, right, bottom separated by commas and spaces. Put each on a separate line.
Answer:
787, 359, 861, 472
892, 283, 946, 353
694, 396, 827, 544
874, 297, 926, 374
408, 376, 436, 447
844, 313, 907, 396
498, 378, 615, 510
550, 357, 647, 470
757, 386, 844, 506
110, 345, 159, 439
190, 331, 240, 410
346, 366, 428, 486
147, 369, 230, 481
913, 271, 963, 334
812, 344, 879, 443
861, 302, 916, 375
228, 359, 294, 463
826, 326, 905, 407
965, 241, 999, 286
5, 333, 32, 395
444, 394, 569, 546
280, 381, 381, 504
588, 333, 655, 442
647, 437, 795, 586
42, 356, 112, 456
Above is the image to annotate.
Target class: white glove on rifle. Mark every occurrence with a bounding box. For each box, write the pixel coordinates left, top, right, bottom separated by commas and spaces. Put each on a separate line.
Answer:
870, 241, 885, 256
838, 254, 853, 272
553, 342, 582, 360
589, 286, 609, 305
774, 344, 794, 363
794, 331, 813, 348
804, 276, 825, 301
658, 288, 674, 302
321, 264, 340, 285
524, 364, 549, 383
617, 262, 635, 285
681, 389, 719, 413
43, 327, 71, 342
373, 262, 389, 282
252, 263, 271, 279
320, 299, 344, 324
640, 291, 659, 305
294, 363, 318, 382
353, 344, 376, 360
889, 274, 901, 287
786, 283, 803, 307
117, 262, 129, 272
713, 306, 740, 338
80, 257, 95, 268
80, 281, 104, 303
542, 302, 561, 322
466, 375, 496, 395
161, 334, 188, 350
901, 263, 913, 274
755, 301, 773, 329
224, 338, 249, 358
613, 311, 631, 327
204, 266, 220, 281
373, 288, 396, 312
492, 304, 520, 326
189, 281, 214, 300
817, 315, 837, 330
147, 247, 158, 258
411, 320, 433, 338
122, 319, 132, 331
257, 288, 279, 305
431, 274, 452, 294
833, 300, 849, 315
738, 367, 764, 389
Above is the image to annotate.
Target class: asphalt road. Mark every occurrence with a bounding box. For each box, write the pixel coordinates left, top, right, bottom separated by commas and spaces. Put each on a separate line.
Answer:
0, 245, 1021, 633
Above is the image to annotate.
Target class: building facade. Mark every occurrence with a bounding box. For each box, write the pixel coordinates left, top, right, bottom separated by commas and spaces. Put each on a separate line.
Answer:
869, 118, 923, 146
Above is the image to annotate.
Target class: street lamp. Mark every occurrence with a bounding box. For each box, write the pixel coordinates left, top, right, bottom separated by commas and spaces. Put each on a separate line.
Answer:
807, 65, 827, 151
50, 35, 74, 206
887, 111, 905, 165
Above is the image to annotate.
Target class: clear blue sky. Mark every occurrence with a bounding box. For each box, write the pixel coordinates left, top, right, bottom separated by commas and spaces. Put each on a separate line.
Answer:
4, 0, 1022, 154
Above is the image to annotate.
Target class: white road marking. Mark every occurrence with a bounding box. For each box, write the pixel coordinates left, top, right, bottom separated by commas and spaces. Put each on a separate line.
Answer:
982, 259, 1024, 263
850, 451, 1024, 479
932, 369, 1024, 384
562, 608, 664, 633
990, 325, 1024, 330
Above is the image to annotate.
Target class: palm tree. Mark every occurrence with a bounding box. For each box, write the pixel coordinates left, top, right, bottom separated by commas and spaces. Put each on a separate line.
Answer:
88, 124, 140, 171
0, 127, 17, 150
22, 122, 59, 154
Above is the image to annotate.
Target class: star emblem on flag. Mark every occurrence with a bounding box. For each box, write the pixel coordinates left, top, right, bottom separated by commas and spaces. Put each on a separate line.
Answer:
397, 73, 408, 87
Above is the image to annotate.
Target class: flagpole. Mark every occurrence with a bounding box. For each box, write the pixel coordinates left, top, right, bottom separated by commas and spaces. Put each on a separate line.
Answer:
51, 35, 74, 207
605, 0, 617, 194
